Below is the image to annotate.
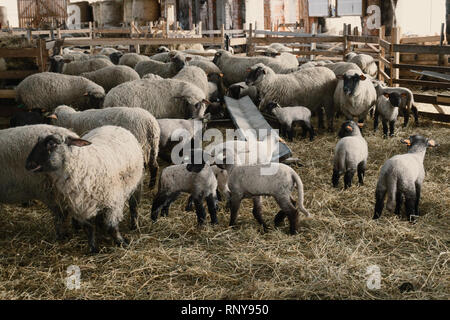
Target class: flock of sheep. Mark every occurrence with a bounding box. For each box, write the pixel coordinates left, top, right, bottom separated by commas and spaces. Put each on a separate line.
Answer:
0, 42, 438, 254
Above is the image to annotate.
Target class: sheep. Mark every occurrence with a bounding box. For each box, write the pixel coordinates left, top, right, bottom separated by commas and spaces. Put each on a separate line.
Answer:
246, 63, 337, 130
25, 125, 144, 253
157, 118, 204, 150
173, 65, 209, 97
332, 120, 368, 189
187, 59, 222, 75
212, 50, 298, 85
324, 62, 362, 76
374, 92, 404, 137
223, 163, 311, 235
119, 53, 151, 69
109, 51, 124, 65
266, 102, 315, 141
207, 72, 226, 103
16, 72, 105, 111
62, 58, 114, 75
150, 50, 208, 63
134, 52, 186, 78
334, 69, 377, 125
50, 105, 160, 188
151, 151, 218, 225
103, 78, 207, 119
373, 135, 438, 221
9, 110, 52, 127
373, 81, 419, 127
263, 49, 299, 68
0, 124, 80, 240
80, 65, 140, 93
99, 47, 118, 55
227, 82, 259, 105
345, 53, 377, 78
268, 43, 292, 53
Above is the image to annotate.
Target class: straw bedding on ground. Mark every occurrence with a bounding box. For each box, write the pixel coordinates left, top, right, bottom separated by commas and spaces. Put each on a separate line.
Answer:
0, 118, 448, 299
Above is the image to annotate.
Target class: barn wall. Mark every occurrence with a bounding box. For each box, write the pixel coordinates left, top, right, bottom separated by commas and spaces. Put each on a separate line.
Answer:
18, 0, 68, 28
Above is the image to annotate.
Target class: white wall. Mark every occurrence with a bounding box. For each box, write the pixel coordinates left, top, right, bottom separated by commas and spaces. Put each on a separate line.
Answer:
396, 0, 446, 36
244, 0, 264, 30
2, 0, 19, 27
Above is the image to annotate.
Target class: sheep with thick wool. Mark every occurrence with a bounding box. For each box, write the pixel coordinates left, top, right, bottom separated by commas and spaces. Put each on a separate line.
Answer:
173, 65, 209, 97
119, 53, 151, 68
50, 105, 160, 187
62, 58, 114, 75
16, 72, 105, 111
25, 126, 144, 253
134, 52, 186, 78
81, 65, 140, 93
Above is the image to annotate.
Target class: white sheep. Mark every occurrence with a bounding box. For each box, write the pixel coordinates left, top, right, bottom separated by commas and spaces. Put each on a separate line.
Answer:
334, 70, 377, 124
119, 53, 151, 68
80, 65, 140, 93
332, 120, 368, 189
324, 62, 362, 76
173, 65, 209, 97
103, 78, 207, 119
374, 92, 404, 137
266, 102, 315, 141
374, 135, 438, 221
345, 53, 377, 78
62, 58, 114, 75
25, 126, 144, 253
16, 72, 105, 111
0, 124, 80, 240
246, 63, 337, 130
224, 163, 311, 235
187, 59, 222, 75
134, 52, 186, 78
50, 105, 160, 187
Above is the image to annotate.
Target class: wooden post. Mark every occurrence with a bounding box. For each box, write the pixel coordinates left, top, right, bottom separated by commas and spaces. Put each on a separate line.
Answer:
390, 27, 400, 87
378, 26, 385, 82
38, 39, 47, 72
310, 22, 317, 61
198, 21, 202, 36
247, 23, 253, 55
89, 21, 93, 54
221, 24, 225, 49
343, 23, 348, 60
439, 22, 446, 66
165, 20, 169, 38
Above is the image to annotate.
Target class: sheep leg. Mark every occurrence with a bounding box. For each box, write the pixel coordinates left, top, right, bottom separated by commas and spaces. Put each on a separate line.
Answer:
229, 195, 242, 227
129, 183, 142, 230
148, 165, 159, 189
373, 109, 380, 131
161, 192, 180, 217
287, 126, 294, 141
252, 196, 268, 231
206, 194, 219, 225
275, 195, 299, 235
344, 169, 355, 189
415, 183, 421, 216
185, 195, 194, 212
357, 161, 366, 185
193, 197, 207, 225
300, 122, 308, 139
402, 107, 410, 127
82, 219, 98, 254
373, 186, 386, 219
317, 108, 325, 129
404, 191, 417, 222
382, 120, 388, 138
48, 205, 70, 241
332, 168, 340, 188
412, 105, 419, 125
151, 192, 170, 222
305, 122, 315, 141
108, 224, 128, 248
394, 191, 403, 216
274, 210, 287, 227
389, 120, 395, 137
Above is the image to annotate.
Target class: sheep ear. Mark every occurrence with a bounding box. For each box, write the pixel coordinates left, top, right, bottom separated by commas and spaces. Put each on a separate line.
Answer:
47, 114, 58, 120
66, 137, 91, 147
83, 92, 89, 96
359, 74, 367, 81
400, 138, 411, 146
345, 125, 353, 132
219, 73, 224, 77
383, 93, 390, 98
186, 57, 192, 62
427, 139, 438, 147
336, 75, 344, 80
202, 99, 211, 105
357, 123, 364, 128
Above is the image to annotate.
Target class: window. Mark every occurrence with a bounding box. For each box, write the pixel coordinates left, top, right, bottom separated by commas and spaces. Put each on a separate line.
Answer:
337, 0, 362, 16
308, 0, 330, 17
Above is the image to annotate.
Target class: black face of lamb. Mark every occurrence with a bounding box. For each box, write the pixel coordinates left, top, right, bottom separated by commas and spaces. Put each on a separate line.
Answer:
265, 102, 280, 114
212, 52, 221, 65
88, 94, 104, 109
401, 135, 430, 151
338, 120, 358, 138
171, 56, 186, 71
245, 67, 264, 86
228, 85, 242, 99
109, 52, 123, 65
388, 92, 402, 107
25, 135, 62, 173
342, 74, 361, 96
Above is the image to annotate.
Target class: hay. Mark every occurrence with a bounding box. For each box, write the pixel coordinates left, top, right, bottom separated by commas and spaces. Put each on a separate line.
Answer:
0, 35, 37, 48
0, 119, 448, 299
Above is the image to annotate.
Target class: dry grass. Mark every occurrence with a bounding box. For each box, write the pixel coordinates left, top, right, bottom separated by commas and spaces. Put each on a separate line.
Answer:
0, 119, 448, 300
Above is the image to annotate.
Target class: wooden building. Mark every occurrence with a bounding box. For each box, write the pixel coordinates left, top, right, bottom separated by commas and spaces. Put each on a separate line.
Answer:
17, 0, 69, 28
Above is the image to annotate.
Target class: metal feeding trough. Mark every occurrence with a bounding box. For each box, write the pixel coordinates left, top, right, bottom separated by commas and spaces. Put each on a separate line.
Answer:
224, 95, 293, 163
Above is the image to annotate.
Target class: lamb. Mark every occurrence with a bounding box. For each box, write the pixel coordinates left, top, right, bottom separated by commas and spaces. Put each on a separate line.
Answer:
151, 152, 218, 225
224, 163, 311, 235
157, 118, 204, 151
227, 82, 259, 105
213, 50, 299, 85
373, 135, 438, 221
80, 65, 140, 93
173, 65, 209, 97
134, 52, 186, 78
332, 120, 368, 189
103, 78, 207, 119
324, 62, 362, 76
345, 53, 377, 78
119, 53, 151, 68
207, 72, 227, 103
50, 105, 160, 188
62, 58, 114, 75
187, 59, 222, 75
374, 91, 404, 137
266, 102, 315, 141
16, 72, 105, 111
25, 126, 144, 253
0, 125, 80, 240
373, 81, 419, 126
334, 70, 377, 124
246, 63, 337, 130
